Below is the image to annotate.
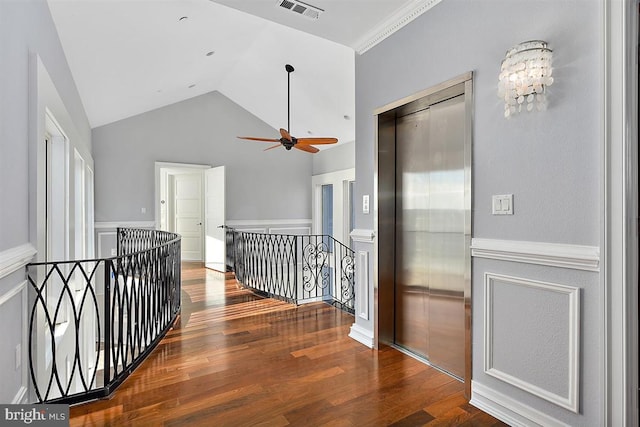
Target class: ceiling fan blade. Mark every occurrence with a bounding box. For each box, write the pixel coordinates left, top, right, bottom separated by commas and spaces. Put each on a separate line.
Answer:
294, 144, 319, 153
296, 137, 338, 145
237, 136, 281, 142
264, 143, 282, 151
279, 128, 293, 142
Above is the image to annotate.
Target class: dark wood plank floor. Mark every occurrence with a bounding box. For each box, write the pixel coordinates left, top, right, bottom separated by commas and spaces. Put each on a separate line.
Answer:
70, 263, 507, 426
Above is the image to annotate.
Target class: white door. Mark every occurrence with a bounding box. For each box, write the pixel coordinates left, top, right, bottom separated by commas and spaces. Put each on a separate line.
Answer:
204, 166, 226, 271
174, 173, 203, 261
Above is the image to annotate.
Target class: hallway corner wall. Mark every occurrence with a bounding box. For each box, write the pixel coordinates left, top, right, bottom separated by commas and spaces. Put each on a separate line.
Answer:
353, 0, 601, 425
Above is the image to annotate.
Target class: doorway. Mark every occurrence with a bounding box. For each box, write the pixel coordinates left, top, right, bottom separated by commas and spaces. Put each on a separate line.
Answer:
155, 162, 226, 268
312, 168, 355, 248
375, 73, 473, 389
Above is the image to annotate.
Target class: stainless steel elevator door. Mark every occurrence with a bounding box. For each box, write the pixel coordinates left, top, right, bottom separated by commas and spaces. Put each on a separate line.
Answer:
394, 94, 466, 379
395, 107, 430, 358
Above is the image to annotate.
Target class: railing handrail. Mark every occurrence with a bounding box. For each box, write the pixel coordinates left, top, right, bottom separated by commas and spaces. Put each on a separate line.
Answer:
26, 227, 181, 405
27, 232, 181, 267
225, 227, 355, 314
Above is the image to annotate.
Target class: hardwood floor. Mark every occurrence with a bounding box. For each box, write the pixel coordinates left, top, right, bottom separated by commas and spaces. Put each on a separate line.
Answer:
70, 263, 507, 426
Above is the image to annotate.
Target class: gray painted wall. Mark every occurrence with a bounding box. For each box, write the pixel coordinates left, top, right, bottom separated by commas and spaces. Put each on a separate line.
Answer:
0, 0, 92, 403
312, 141, 355, 175
354, 0, 601, 424
356, 0, 599, 244
1, 0, 91, 252
92, 91, 313, 223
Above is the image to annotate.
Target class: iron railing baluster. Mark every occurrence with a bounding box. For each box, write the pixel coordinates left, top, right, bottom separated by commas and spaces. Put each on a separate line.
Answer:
26, 228, 180, 404
224, 228, 354, 314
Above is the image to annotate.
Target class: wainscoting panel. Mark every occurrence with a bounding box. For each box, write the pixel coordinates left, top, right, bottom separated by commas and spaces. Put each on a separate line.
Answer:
268, 227, 311, 235
94, 221, 156, 230
356, 250, 369, 320
471, 381, 570, 427
0, 280, 28, 404
97, 231, 117, 258
234, 228, 267, 234
484, 273, 580, 413
226, 219, 312, 237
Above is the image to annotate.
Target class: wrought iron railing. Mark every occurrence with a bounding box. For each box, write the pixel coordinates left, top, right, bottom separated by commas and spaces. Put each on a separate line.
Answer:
26, 228, 181, 404
226, 228, 355, 314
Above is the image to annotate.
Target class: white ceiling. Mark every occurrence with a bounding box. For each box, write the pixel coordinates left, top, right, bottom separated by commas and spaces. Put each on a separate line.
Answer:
47, 0, 435, 145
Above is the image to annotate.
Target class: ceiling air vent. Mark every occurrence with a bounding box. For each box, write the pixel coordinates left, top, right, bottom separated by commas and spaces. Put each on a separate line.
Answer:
277, 0, 323, 20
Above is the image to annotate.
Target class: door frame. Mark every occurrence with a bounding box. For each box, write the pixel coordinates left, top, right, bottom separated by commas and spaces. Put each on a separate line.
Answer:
204, 166, 226, 272
311, 168, 355, 246
154, 162, 210, 261
43, 111, 70, 264
603, 1, 638, 425
373, 71, 473, 395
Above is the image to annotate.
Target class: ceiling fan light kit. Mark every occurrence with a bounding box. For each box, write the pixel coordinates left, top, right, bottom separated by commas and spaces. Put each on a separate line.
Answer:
237, 64, 338, 154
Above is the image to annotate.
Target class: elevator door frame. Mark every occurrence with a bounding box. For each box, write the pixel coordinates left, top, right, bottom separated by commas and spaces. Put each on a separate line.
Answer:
373, 71, 473, 396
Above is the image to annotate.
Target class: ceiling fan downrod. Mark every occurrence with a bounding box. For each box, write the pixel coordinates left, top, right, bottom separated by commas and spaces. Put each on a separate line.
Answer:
285, 64, 294, 133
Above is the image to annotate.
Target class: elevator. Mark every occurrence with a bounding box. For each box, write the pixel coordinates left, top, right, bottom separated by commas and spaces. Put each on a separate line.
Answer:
375, 73, 472, 392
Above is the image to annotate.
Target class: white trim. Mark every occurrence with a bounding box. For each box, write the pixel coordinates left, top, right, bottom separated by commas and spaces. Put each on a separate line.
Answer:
0, 280, 27, 306
348, 323, 374, 348
350, 229, 375, 244
226, 219, 311, 227
484, 273, 580, 413
94, 221, 156, 229
0, 281, 29, 404
234, 228, 267, 234
356, 250, 369, 320
470, 238, 599, 271
470, 381, 570, 427
311, 168, 355, 245
268, 227, 311, 235
12, 387, 27, 405
603, 0, 638, 425
96, 231, 117, 258
353, 0, 442, 54
0, 244, 37, 279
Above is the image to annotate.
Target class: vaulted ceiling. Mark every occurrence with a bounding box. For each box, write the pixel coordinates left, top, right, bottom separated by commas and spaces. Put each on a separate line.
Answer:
47, 0, 440, 145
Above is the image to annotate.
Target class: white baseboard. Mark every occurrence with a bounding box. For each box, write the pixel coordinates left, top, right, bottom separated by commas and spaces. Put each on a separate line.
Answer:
470, 381, 570, 427
348, 323, 374, 348
0, 243, 36, 279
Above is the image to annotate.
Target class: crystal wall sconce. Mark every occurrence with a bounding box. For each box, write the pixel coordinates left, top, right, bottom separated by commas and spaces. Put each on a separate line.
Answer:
498, 40, 554, 118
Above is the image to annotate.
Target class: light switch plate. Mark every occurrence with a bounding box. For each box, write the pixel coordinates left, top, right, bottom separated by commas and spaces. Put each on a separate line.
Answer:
362, 195, 370, 214
492, 194, 513, 215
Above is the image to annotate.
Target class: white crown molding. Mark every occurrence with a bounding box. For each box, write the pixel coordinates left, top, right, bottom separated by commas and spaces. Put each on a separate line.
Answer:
484, 273, 580, 413
348, 323, 374, 348
350, 228, 375, 244
470, 381, 570, 427
354, 0, 442, 54
94, 221, 156, 229
471, 238, 600, 271
225, 219, 311, 227
0, 244, 37, 279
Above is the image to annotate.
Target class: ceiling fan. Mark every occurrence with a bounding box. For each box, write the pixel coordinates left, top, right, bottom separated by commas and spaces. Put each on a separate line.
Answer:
237, 64, 338, 153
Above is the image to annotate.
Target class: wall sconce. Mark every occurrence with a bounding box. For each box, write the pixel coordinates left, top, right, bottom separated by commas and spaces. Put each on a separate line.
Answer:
498, 40, 553, 118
